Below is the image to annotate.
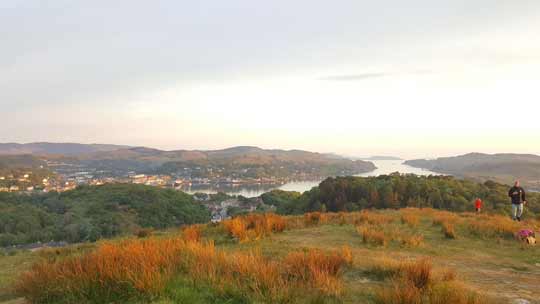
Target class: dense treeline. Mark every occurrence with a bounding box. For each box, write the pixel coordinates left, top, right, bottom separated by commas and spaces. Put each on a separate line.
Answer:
0, 184, 209, 246
262, 174, 540, 216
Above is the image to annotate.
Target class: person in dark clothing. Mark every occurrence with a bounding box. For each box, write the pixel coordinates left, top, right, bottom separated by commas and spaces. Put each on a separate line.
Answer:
508, 180, 527, 221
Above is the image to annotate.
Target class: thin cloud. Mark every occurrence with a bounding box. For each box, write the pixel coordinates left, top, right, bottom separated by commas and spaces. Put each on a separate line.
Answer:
320, 73, 389, 81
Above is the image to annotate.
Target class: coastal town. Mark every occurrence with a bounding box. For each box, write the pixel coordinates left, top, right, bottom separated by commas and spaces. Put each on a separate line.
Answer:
0, 162, 279, 224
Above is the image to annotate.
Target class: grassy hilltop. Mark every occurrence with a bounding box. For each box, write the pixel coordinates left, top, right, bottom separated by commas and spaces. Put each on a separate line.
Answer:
1, 209, 539, 304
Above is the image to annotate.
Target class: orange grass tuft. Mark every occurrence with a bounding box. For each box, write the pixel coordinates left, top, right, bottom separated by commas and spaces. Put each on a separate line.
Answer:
182, 225, 202, 242
357, 225, 389, 246
304, 212, 325, 226
15, 236, 350, 303
355, 210, 394, 226
375, 279, 422, 304
372, 256, 486, 304
400, 234, 425, 248
467, 214, 521, 239
442, 222, 457, 239
432, 211, 459, 226
401, 213, 420, 228
222, 213, 287, 242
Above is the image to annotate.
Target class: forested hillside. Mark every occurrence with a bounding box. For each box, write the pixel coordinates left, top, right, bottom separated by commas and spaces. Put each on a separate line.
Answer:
0, 184, 209, 246
262, 174, 540, 216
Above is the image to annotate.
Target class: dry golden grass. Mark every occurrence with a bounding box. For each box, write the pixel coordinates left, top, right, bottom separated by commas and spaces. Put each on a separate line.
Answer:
401, 213, 420, 228
375, 279, 422, 304
442, 222, 457, 239
467, 214, 521, 239
15, 235, 351, 303
432, 211, 459, 226
428, 280, 488, 304
16, 238, 187, 303
182, 225, 202, 242
222, 213, 287, 242
357, 225, 389, 247
433, 267, 457, 282
304, 212, 325, 226
283, 247, 353, 296
373, 257, 487, 304
355, 210, 394, 226
400, 234, 425, 248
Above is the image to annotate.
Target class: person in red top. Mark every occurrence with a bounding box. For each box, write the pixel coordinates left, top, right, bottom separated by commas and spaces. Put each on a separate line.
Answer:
475, 198, 483, 213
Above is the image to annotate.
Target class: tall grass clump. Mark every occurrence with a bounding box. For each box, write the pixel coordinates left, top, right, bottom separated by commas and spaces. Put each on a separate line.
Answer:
304, 212, 325, 226
431, 211, 459, 226
182, 225, 202, 242
283, 247, 353, 296
16, 236, 351, 303
442, 222, 457, 239
400, 234, 425, 248
222, 213, 286, 242
401, 213, 420, 228
15, 238, 188, 303
355, 210, 394, 226
371, 257, 487, 304
357, 225, 388, 247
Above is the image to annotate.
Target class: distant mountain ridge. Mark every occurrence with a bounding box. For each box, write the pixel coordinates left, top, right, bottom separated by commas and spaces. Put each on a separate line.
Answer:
0, 142, 131, 156
405, 152, 540, 189
0, 143, 377, 178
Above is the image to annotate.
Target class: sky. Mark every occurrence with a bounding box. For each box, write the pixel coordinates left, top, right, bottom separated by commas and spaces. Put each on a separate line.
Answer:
1, 0, 540, 159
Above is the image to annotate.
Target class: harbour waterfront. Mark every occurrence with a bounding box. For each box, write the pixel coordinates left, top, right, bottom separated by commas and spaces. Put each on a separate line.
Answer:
179, 160, 443, 197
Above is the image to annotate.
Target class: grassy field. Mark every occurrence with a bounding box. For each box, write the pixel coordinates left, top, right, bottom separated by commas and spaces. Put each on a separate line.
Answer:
1, 209, 539, 304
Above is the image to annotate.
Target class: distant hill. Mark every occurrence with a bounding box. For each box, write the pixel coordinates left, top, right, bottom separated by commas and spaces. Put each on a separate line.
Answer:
405, 153, 540, 189
79, 145, 377, 177
0, 155, 46, 169
0, 142, 130, 156
0, 143, 376, 179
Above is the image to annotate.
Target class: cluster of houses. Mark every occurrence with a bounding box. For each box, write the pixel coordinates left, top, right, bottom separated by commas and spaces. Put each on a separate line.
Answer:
0, 173, 45, 193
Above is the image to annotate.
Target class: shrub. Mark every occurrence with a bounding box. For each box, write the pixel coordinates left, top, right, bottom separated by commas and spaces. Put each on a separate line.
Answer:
136, 228, 153, 238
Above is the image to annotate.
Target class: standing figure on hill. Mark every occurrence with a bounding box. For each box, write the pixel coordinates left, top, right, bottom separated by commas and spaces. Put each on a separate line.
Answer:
508, 180, 527, 221
474, 198, 483, 213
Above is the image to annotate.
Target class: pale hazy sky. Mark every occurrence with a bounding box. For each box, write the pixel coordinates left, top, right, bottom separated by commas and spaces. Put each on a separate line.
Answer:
2, 1, 540, 158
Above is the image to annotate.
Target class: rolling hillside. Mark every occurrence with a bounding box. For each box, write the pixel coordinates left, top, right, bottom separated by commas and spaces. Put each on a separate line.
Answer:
405, 153, 540, 189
